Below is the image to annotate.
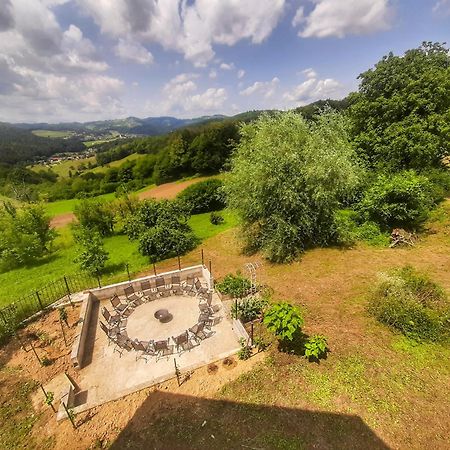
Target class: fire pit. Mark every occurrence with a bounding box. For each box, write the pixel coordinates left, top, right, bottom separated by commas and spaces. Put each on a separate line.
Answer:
154, 309, 173, 323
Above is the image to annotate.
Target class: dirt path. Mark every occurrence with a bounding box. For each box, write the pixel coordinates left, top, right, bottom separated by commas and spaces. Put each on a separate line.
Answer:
49, 177, 211, 229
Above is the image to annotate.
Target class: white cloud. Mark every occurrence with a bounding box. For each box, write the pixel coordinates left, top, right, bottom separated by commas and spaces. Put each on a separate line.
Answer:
293, 0, 394, 38
115, 38, 154, 64
301, 68, 317, 79
240, 77, 279, 98
0, 0, 122, 121
433, 0, 450, 15
220, 62, 235, 70
237, 69, 245, 79
209, 69, 217, 79
292, 6, 305, 27
78, 0, 286, 66
188, 88, 227, 112
283, 70, 344, 106
152, 72, 227, 116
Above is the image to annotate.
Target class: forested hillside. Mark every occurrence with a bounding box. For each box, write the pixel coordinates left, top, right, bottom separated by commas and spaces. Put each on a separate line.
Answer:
0, 123, 85, 164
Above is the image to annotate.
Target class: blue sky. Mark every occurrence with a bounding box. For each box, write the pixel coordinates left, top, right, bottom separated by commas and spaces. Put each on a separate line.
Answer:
0, 0, 449, 123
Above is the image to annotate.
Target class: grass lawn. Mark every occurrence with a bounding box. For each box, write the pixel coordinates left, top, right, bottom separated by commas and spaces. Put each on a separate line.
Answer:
31, 130, 74, 138
0, 209, 238, 307
83, 138, 117, 148
88, 153, 147, 174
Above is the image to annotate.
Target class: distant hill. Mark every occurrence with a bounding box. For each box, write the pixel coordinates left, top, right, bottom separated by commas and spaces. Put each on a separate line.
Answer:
14, 114, 228, 136
0, 123, 85, 165
1, 100, 349, 164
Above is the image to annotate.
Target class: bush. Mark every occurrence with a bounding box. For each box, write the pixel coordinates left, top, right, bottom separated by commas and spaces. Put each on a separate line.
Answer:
216, 273, 252, 298
333, 210, 390, 247
124, 199, 197, 262
74, 199, 115, 236
209, 211, 224, 225
263, 302, 304, 342
177, 179, 226, 214
237, 338, 252, 360
368, 266, 450, 342
74, 228, 109, 275
304, 335, 329, 361
138, 225, 197, 262
231, 295, 268, 322
0, 203, 56, 270
358, 171, 435, 229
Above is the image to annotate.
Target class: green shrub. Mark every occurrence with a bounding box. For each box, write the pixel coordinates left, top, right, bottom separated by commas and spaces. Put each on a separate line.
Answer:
237, 338, 252, 360
138, 225, 197, 262
177, 179, 226, 214
358, 171, 435, 229
231, 295, 268, 322
124, 199, 197, 262
216, 273, 252, 298
209, 211, 224, 225
333, 210, 390, 247
73, 199, 115, 236
73, 228, 109, 275
263, 302, 304, 342
304, 335, 329, 361
368, 266, 450, 342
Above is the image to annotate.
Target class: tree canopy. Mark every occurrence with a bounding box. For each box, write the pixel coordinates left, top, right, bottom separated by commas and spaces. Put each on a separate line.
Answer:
350, 42, 450, 171
225, 110, 362, 262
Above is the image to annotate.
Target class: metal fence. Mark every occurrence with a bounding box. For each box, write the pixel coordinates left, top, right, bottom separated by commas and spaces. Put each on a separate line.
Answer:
0, 250, 212, 343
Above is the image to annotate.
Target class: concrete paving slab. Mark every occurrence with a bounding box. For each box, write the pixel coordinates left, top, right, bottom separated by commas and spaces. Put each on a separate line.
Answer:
72, 289, 244, 413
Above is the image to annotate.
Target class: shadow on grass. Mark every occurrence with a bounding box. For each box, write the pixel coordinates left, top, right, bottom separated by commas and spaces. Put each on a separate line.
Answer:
108, 391, 391, 450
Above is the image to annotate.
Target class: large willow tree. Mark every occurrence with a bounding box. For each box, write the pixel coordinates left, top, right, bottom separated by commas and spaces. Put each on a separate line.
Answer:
225, 110, 361, 262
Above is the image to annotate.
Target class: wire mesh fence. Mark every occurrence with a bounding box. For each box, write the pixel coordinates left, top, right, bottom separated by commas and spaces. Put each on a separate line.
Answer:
0, 250, 212, 344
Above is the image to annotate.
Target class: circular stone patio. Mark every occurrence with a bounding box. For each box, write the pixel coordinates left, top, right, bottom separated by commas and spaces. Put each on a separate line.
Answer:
126, 295, 202, 342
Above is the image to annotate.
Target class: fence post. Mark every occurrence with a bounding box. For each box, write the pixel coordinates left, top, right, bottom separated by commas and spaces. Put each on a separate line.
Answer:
63, 276, 73, 307
201, 249, 204, 266
177, 255, 181, 271
209, 260, 212, 276
153, 263, 157, 276
29, 341, 42, 365
62, 401, 77, 429
60, 318, 68, 347
96, 272, 102, 289
174, 358, 181, 387
35, 291, 44, 310
126, 263, 131, 282
250, 322, 254, 347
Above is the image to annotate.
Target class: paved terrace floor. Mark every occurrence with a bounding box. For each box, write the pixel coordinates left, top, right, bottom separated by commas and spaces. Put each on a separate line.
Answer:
73, 289, 244, 412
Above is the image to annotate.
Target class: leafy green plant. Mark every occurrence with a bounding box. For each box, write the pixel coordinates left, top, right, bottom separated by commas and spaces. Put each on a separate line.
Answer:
263, 302, 304, 342
41, 356, 52, 366
368, 266, 450, 342
177, 179, 226, 214
358, 170, 435, 229
304, 335, 329, 361
74, 228, 109, 275
124, 199, 197, 262
253, 336, 269, 352
237, 338, 252, 360
209, 211, 224, 225
216, 273, 252, 298
231, 295, 267, 322
44, 391, 54, 406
